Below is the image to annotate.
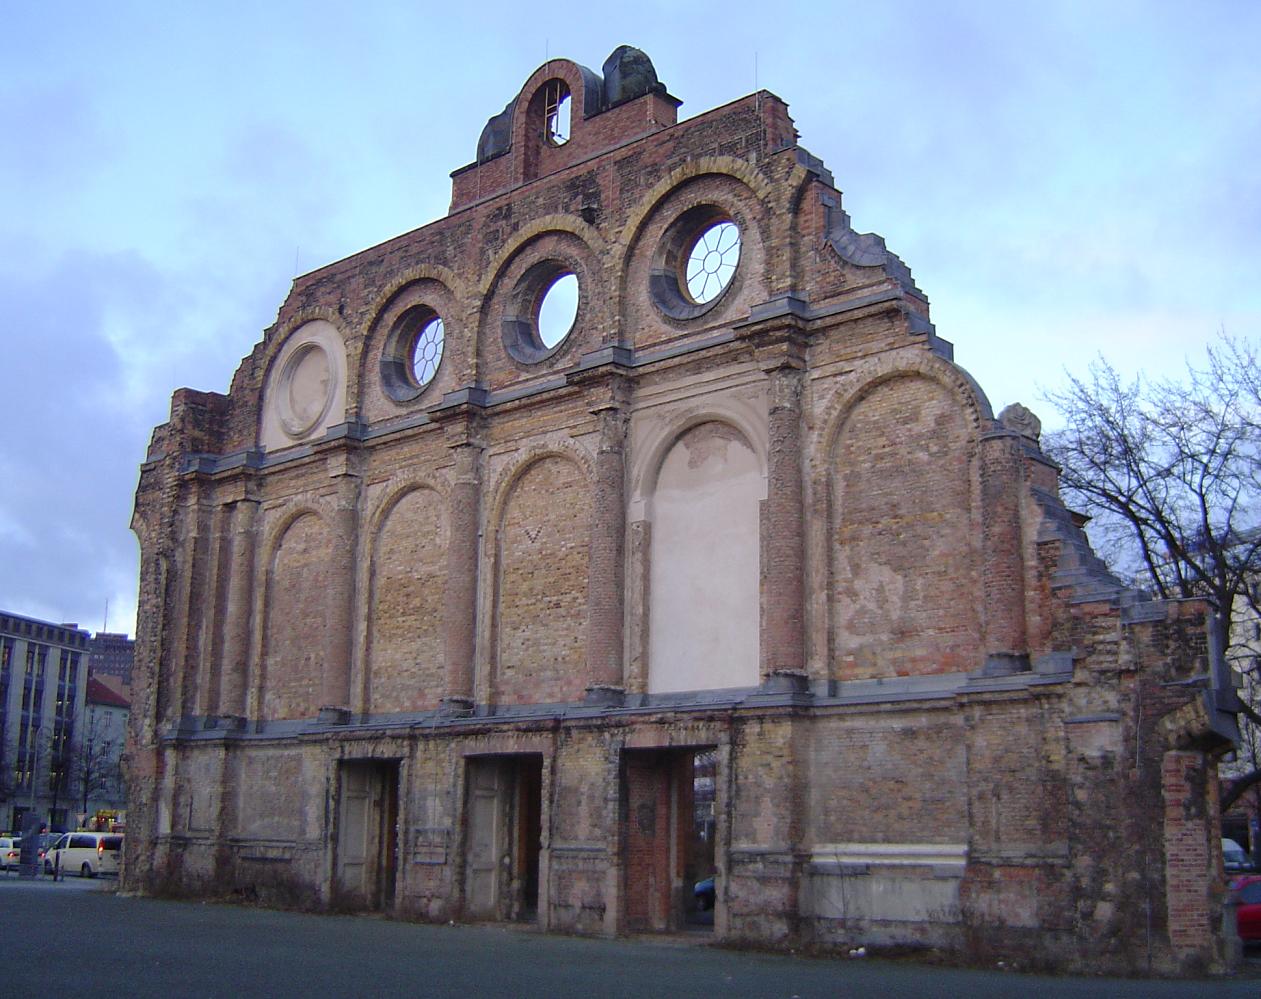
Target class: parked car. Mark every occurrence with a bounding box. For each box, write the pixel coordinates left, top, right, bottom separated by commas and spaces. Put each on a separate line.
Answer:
0, 836, 19, 870
1224, 837, 1254, 874
694, 876, 715, 911
1232, 874, 1261, 942
45, 832, 124, 878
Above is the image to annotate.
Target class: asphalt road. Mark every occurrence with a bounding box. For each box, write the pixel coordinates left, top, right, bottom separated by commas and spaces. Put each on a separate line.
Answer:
2, 877, 1257, 998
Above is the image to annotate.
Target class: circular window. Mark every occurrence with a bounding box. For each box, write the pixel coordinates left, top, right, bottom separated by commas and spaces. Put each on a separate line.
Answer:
538, 273, 578, 348
278, 342, 334, 437
501, 261, 582, 364
684, 221, 741, 304
381, 307, 445, 403
411, 317, 445, 387
651, 206, 743, 320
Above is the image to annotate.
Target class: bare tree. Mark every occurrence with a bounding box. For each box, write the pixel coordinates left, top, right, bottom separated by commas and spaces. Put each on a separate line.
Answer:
35, 704, 124, 827
1044, 335, 1260, 644
1042, 333, 1261, 812
70, 709, 123, 818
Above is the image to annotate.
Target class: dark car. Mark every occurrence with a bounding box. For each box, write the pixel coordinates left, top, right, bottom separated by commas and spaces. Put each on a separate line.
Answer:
1232, 874, 1261, 942
694, 876, 715, 911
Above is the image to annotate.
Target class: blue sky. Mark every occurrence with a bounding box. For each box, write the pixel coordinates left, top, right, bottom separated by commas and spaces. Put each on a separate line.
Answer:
2, 1, 1258, 637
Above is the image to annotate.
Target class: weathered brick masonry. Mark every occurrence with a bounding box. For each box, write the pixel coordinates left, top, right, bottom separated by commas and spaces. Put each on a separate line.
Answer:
129, 47, 1241, 974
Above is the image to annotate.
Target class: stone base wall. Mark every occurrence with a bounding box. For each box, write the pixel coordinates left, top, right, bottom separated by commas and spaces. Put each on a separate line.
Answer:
133, 684, 1226, 975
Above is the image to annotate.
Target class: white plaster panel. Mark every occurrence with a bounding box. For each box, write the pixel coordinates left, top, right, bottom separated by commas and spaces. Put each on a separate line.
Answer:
648, 422, 760, 692
260, 319, 348, 452
807, 842, 966, 923
808, 868, 963, 924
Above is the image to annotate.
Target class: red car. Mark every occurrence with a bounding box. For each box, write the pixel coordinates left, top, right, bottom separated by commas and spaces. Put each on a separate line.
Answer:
1232, 875, 1261, 942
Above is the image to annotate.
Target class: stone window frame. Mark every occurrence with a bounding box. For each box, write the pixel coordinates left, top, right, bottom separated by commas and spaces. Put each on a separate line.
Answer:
649, 203, 745, 321
364, 273, 462, 416
380, 305, 446, 403
500, 256, 586, 366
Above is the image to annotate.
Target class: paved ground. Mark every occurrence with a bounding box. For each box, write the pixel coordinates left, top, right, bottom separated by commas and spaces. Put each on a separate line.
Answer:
3, 876, 1258, 998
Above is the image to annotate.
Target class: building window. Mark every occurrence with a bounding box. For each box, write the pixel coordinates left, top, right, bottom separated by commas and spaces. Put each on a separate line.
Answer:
543, 80, 571, 146
684, 221, 741, 305
411, 316, 445, 388
501, 261, 582, 364
277, 342, 335, 438
381, 307, 446, 403
537, 272, 578, 348
651, 205, 743, 320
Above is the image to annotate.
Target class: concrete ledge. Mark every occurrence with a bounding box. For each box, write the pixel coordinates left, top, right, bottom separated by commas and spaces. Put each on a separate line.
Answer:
809, 842, 967, 871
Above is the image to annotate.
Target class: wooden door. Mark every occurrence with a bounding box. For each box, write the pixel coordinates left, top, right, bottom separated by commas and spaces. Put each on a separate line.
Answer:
465, 759, 507, 918
338, 763, 371, 901
337, 761, 393, 907
624, 753, 673, 931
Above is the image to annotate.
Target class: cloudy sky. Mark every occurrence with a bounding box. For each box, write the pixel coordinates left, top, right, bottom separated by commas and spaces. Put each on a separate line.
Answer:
2, 1, 1258, 639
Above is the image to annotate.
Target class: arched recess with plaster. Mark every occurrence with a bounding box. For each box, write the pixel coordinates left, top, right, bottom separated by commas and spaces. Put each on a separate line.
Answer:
819, 359, 985, 681
632, 410, 766, 694
485, 449, 593, 705
363, 483, 449, 714
259, 509, 334, 719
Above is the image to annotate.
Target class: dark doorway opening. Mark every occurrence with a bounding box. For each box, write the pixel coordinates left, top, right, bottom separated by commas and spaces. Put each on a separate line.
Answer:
622, 746, 717, 933
335, 759, 399, 910
464, 754, 544, 922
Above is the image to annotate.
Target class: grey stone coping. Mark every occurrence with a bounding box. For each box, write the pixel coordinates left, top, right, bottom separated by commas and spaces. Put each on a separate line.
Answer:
163, 665, 1076, 744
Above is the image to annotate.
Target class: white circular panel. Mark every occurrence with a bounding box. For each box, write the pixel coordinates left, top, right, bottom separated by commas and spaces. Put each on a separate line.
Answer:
278, 343, 335, 437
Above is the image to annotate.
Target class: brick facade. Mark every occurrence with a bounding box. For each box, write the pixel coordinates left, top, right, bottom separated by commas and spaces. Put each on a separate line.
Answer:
128, 47, 1240, 974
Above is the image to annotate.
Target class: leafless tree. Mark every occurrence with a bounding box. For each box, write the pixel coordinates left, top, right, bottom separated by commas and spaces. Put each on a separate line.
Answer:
1042, 334, 1261, 812
69, 710, 123, 818
38, 706, 123, 826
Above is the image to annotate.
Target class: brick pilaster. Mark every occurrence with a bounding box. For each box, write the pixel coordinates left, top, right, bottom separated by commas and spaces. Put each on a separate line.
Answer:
1162, 750, 1221, 969
170, 482, 212, 721
586, 401, 628, 696
217, 499, 257, 718
321, 475, 358, 710
444, 442, 482, 708
764, 362, 805, 677
979, 430, 1028, 672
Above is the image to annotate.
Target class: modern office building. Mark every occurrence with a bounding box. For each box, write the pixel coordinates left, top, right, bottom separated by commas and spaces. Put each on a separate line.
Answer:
0, 611, 90, 832
89, 631, 135, 688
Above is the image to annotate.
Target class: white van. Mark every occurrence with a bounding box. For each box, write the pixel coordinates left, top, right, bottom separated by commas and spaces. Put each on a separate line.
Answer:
45, 832, 123, 877
0, 836, 19, 871
1223, 837, 1254, 874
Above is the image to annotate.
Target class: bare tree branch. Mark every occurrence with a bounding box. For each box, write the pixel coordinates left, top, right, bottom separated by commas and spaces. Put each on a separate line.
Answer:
1042, 333, 1261, 816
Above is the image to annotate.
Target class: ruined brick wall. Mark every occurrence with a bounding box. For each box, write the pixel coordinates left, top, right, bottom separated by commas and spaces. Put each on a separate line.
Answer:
366, 487, 448, 714
492, 455, 591, 704
261, 514, 332, 720
829, 373, 980, 679
127, 47, 1237, 976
